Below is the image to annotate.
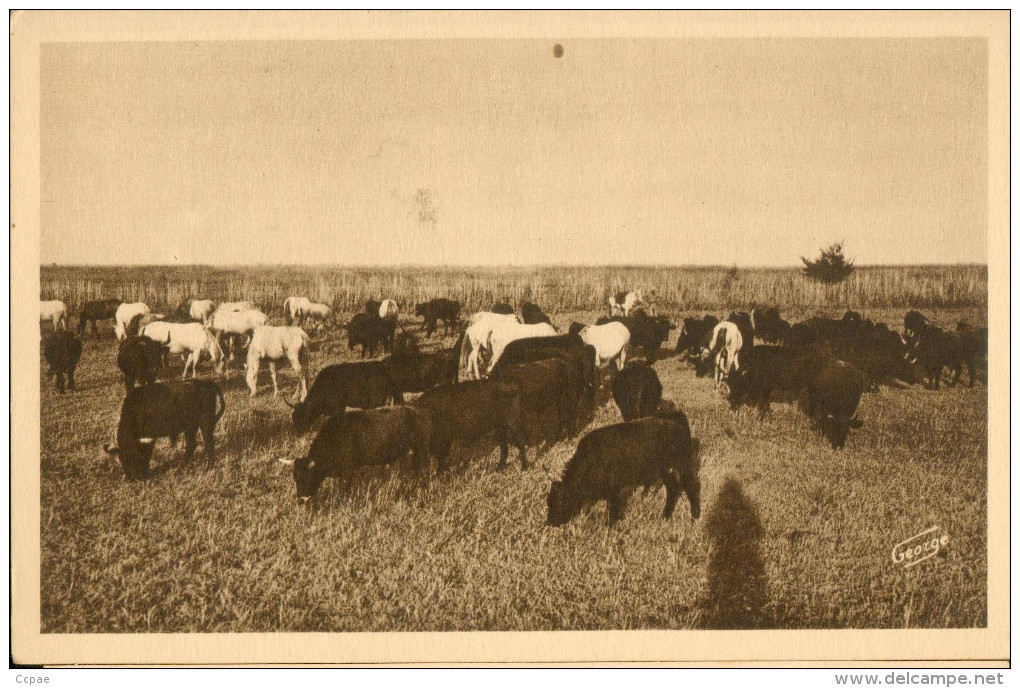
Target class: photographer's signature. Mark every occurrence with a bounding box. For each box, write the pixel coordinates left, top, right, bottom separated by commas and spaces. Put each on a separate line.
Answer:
892, 526, 949, 568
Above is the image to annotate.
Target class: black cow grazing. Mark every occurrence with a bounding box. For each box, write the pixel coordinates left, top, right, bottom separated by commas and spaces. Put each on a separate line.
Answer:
117, 335, 164, 393
521, 302, 553, 326
78, 298, 121, 336
905, 325, 973, 389
903, 310, 930, 345
43, 331, 83, 393
413, 380, 529, 471
675, 315, 720, 358
751, 307, 790, 344
956, 322, 988, 384
811, 335, 915, 388
490, 357, 576, 443
281, 407, 432, 503
415, 298, 461, 336
807, 359, 866, 449
489, 333, 599, 413
103, 380, 226, 480
490, 302, 516, 315
787, 314, 869, 347
612, 364, 663, 421
726, 345, 819, 416
384, 342, 459, 403
605, 310, 675, 361
346, 312, 397, 358
288, 361, 399, 433
546, 410, 700, 526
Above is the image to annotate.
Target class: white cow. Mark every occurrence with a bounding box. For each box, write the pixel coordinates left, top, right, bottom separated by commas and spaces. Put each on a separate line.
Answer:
189, 299, 216, 325
245, 325, 309, 400
486, 321, 558, 373
115, 302, 152, 341
608, 289, 644, 317
283, 296, 313, 325
378, 299, 399, 320
577, 321, 631, 370
457, 311, 522, 381
40, 300, 68, 331
706, 321, 743, 390
142, 321, 224, 379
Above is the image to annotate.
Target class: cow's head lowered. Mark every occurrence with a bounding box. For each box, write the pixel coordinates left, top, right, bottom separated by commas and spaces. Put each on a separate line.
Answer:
277, 456, 321, 503
103, 437, 156, 481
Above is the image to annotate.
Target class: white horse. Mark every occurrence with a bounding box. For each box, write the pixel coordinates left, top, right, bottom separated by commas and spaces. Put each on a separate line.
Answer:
114, 302, 151, 341
40, 300, 68, 331
216, 300, 256, 314
245, 325, 309, 401
577, 321, 630, 370
706, 321, 743, 389
457, 311, 522, 380
189, 299, 216, 325
302, 302, 332, 333
486, 321, 558, 373
283, 296, 313, 325
142, 321, 224, 379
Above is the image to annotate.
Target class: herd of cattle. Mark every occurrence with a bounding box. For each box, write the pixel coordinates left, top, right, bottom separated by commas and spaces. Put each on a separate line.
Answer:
39, 289, 986, 526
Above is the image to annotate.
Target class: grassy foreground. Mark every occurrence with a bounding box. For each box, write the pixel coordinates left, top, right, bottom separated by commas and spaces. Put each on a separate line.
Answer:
39, 298, 987, 632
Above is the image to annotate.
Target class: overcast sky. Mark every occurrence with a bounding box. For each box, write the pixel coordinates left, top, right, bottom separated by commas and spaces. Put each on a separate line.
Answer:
40, 38, 987, 266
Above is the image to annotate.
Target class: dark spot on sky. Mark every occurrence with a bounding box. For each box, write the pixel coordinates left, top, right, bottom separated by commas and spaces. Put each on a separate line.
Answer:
553, 44, 564, 58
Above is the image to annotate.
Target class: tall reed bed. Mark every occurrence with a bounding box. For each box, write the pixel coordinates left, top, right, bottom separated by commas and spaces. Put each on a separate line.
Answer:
40, 264, 987, 316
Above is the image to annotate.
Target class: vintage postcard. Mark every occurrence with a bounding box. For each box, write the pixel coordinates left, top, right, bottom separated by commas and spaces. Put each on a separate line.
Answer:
10, 11, 1009, 666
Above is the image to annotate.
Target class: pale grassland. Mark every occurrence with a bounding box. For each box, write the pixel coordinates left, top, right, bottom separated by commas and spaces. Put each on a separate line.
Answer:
37, 266, 987, 632
41, 264, 987, 318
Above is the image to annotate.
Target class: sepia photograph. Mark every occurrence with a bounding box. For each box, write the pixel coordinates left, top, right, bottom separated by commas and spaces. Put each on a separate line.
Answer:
10, 10, 1009, 666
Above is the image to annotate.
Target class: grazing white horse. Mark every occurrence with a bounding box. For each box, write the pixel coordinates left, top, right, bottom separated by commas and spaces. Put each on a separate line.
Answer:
378, 299, 399, 320
189, 299, 216, 325
40, 300, 68, 331
216, 300, 256, 314
245, 325, 309, 401
115, 302, 151, 341
608, 289, 644, 317
142, 321, 224, 379
458, 311, 522, 380
301, 302, 332, 332
283, 296, 313, 325
706, 321, 743, 390
486, 321, 558, 373
577, 321, 631, 370
127, 312, 165, 338
208, 308, 268, 337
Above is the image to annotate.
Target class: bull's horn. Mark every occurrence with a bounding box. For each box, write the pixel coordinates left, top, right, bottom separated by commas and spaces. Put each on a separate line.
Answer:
138, 437, 155, 444
277, 457, 296, 466
282, 397, 297, 409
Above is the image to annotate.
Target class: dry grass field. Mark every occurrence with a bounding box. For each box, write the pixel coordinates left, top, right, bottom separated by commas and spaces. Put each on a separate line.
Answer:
38, 265, 987, 632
